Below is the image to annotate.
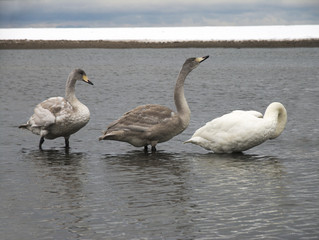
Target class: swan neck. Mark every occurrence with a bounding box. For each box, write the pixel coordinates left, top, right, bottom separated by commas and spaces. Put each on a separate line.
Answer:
174, 67, 191, 117
65, 75, 79, 104
264, 103, 287, 139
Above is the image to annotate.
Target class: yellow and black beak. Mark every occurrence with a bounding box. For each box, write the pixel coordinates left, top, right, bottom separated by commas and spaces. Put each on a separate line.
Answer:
195, 55, 209, 63
82, 74, 94, 85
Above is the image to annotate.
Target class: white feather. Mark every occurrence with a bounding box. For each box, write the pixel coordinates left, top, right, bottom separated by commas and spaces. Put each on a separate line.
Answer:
185, 102, 287, 153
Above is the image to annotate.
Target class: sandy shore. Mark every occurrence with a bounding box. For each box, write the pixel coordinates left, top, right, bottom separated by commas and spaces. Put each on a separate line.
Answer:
1, 39, 319, 49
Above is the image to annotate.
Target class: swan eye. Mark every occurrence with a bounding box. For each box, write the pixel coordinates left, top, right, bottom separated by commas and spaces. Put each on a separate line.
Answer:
76, 69, 85, 76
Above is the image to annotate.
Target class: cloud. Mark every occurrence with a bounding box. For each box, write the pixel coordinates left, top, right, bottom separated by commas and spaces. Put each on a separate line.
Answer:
0, 0, 318, 27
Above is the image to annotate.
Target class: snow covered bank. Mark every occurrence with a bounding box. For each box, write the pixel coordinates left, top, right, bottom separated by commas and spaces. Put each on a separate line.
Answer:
1, 25, 318, 41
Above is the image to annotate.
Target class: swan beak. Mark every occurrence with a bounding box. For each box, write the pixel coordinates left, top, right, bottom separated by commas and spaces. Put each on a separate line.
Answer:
196, 55, 209, 63
82, 75, 94, 85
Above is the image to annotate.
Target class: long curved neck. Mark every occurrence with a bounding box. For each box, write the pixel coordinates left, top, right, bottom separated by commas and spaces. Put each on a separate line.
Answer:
65, 74, 79, 104
174, 67, 191, 118
264, 102, 287, 139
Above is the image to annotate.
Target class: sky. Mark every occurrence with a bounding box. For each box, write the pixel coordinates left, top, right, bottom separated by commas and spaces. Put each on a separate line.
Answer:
0, 0, 318, 28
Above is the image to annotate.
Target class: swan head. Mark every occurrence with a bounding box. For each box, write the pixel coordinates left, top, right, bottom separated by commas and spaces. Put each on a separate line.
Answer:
264, 102, 287, 139
71, 69, 94, 85
183, 55, 209, 72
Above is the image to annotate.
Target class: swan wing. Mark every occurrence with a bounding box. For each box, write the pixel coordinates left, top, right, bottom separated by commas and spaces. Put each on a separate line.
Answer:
29, 97, 73, 129
105, 104, 174, 133
194, 110, 260, 135
189, 110, 266, 152
245, 110, 263, 118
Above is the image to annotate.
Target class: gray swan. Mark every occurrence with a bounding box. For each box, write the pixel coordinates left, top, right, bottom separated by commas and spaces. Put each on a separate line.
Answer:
185, 102, 287, 153
19, 69, 93, 149
99, 56, 209, 152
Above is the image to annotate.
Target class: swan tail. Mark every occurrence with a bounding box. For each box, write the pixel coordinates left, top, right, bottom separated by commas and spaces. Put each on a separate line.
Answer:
99, 130, 124, 141
98, 134, 109, 141
19, 124, 28, 129
184, 137, 197, 144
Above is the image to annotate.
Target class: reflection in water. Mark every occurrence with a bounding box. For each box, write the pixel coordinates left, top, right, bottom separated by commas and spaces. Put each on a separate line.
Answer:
23, 148, 86, 166
20, 149, 90, 239
183, 153, 294, 239
100, 151, 198, 239
97, 151, 290, 239
2, 148, 316, 239
191, 152, 285, 178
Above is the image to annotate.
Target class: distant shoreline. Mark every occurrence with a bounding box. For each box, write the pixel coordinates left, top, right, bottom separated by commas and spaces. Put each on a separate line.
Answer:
1, 39, 319, 49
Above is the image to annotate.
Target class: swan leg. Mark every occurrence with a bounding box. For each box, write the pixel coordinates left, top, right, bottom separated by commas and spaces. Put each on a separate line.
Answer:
39, 137, 44, 150
144, 145, 148, 152
65, 137, 70, 148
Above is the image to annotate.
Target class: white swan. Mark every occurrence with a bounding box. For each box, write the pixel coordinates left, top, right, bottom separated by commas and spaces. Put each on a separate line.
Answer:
19, 69, 93, 149
99, 56, 209, 152
185, 102, 287, 153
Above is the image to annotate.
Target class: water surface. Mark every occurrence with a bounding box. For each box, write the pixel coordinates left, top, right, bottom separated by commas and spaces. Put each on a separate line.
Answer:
1, 48, 318, 239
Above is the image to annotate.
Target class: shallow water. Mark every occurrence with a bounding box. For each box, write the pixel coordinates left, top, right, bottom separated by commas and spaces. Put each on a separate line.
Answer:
1, 48, 319, 239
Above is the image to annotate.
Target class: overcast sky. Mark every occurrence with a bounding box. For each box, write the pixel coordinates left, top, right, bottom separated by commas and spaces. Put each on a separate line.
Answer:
0, 0, 318, 28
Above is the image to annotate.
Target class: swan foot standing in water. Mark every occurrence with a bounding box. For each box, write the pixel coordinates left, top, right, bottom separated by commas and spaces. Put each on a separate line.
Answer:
144, 145, 157, 153
39, 136, 69, 149
19, 69, 93, 150
185, 102, 287, 153
99, 56, 209, 152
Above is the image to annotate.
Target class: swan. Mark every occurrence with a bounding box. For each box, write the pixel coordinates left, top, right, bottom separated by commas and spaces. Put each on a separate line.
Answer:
19, 69, 93, 149
99, 56, 209, 152
185, 102, 287, 153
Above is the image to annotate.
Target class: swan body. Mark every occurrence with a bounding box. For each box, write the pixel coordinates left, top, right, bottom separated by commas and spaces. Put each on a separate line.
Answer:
99, 56, 209, 151
185, 102, 287, 153
19, 69, 93, 149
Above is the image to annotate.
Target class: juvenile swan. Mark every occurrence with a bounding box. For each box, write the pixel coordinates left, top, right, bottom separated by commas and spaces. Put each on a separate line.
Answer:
19, 69, 93, 149
99, 56, 209, 152
185, 102, 287, 153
